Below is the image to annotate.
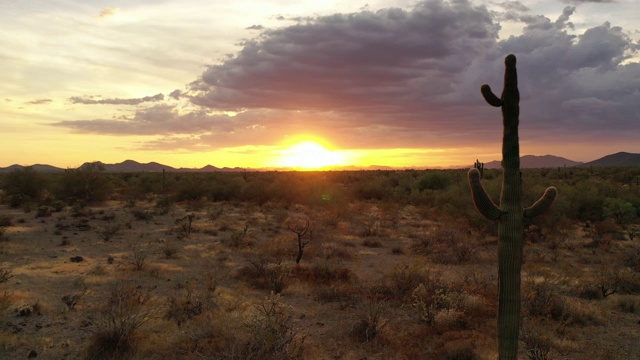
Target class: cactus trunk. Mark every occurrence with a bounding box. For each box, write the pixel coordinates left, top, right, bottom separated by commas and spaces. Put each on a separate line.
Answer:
469, 54, 557, 359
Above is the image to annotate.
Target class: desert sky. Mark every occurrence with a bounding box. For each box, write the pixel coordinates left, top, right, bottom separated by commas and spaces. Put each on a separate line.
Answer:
1, 0, 639, 170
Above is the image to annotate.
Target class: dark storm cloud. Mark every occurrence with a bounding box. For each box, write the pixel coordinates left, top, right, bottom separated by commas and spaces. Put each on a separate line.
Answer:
69, 93, 164, 105
191, 0, 499, 114
54, 0, 640, 151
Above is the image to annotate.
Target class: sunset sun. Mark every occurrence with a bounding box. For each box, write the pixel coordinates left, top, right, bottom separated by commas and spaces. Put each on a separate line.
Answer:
277, 141, 346, 170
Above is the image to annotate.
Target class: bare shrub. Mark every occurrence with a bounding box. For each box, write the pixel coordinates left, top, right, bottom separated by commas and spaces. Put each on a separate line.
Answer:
615, 296, 640, 314
128, 244, 149, 271
175, 213, 195, 238
411, 225, 477, 264
164, 282, 217, 327
585, 219, 620, 247
362, 238, 383, 248
350, 292, 385, 342
377, 263, 425, 301
86, 281, 159, 360
239, 294, 305, 359
0, 268, 12, 285
62, 278, 88, 310
97, 223, 121, 242
357, 217, 382, 237
409, 272, 462, 327
226, 224, 249, 247
131, 208, 153, 221
521, 320, 554, 360
238, 253, 290, 293
287, 217, 313, 264
162, 241, 180, 259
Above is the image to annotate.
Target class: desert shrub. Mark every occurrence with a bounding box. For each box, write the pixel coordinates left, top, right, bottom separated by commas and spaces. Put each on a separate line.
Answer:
1, 166, 46, 207
377, 263, 425, 301
624, 247, 640, 272
55, 163, 112, 205
128, 244, 149, 271
162, 241, 180, 259
409, 272, 463, 327
291, 262, 353, 284
418, 171, 450, 191
131, 208, 153, 221
362, 238, 383, 248
238, 254, 290, 293
0, 268, 12, 285
0, 216, 12, 227
391, 246, 404, 255
520, 320, 553, 360
357, 217, 382, 237
431, 331, 483, 360
411, 225, 477, 264
97, 223, 121, 242
226, 224, 249, 248
317, 242, 354, 260
615, 296, 640, 314
62, 278, 88, 310
174, 213, 195, 238
603, 197, 637, 225
239, 294, 305, 359
350, 293, 385, 342
86, 281, 159, 360
313, 284, 359, 306
524, 282, 563, 319
164, 283, 216, 327
352, 175, 392, 201
585, 219, 621, 247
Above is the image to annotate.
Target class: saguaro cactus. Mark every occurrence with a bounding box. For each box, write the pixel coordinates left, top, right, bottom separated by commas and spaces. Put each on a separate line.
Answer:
468, 54, 557, 359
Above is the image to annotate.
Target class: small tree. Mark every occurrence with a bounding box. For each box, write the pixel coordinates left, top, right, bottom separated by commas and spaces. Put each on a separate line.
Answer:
603, 198, 637, 226
288, 219, 312, 264
1, 166, 45, 207
56, 162, 111, 205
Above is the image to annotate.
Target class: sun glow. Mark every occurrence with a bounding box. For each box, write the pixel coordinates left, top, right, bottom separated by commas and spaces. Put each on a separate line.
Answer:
277, 141, 346, 170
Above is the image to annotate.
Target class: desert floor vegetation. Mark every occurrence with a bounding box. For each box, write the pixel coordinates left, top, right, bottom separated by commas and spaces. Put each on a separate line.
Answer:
0, 167, 639, 359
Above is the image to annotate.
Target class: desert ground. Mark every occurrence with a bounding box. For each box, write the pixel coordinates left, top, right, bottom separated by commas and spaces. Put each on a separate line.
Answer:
0, 168, 639, 359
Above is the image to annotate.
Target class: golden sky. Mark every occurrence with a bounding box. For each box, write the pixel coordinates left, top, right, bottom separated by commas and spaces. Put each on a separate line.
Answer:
1, 0, 639, 170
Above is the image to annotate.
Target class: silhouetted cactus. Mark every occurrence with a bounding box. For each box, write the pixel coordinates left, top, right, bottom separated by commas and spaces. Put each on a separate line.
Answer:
474, 159, 484, 178
468, 54, 557, 360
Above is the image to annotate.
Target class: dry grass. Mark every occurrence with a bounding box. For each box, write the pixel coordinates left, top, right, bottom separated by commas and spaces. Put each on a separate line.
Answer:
0, 197, 637, 359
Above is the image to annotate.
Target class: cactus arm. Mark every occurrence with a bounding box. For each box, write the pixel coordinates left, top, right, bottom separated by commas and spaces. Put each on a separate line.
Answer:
524, 186, 558, 219
468, 168, 502, 221
481, 84, 503, 107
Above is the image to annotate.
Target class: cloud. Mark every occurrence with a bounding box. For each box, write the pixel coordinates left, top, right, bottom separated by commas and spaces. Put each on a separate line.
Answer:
561, 0, 613, 3
94, 8, 120, 19
53, 104, 222, 135
69, 93, 164, 105
246, 25, 265, 30
55, 0, 640, 152
25, 99, 52, 105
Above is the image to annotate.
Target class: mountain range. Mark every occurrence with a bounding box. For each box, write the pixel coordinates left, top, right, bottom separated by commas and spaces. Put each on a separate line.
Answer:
1, 152, 639, 173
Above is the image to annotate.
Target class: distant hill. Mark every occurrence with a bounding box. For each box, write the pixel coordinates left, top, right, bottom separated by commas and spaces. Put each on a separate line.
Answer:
78, 160, 245, 173
582, 152, 640, 167
2, 152, 638, 173
0, 160, 245, 173
483, 155, 583, 169
0, 164, 64, 173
